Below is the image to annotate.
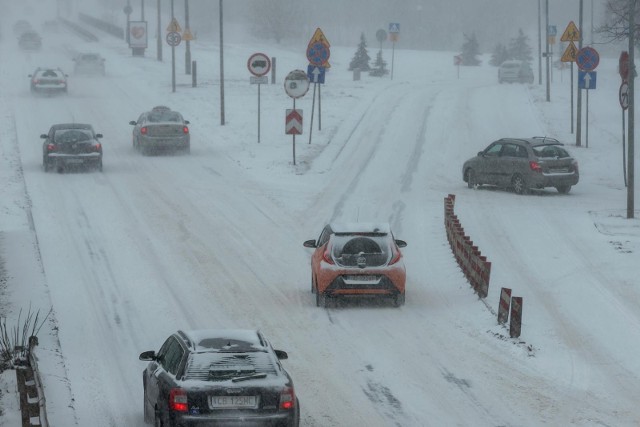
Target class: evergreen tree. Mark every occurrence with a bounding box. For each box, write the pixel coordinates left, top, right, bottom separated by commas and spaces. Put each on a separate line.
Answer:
460, 33, 481, 66
349, 32, 371, 71
489, 43, 510, 66
369, 50, 389, 76
508, 29, 533, 63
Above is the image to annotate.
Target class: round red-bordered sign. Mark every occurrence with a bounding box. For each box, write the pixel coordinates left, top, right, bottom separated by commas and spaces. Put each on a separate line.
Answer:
247, 53, 271, 77
619, 51, 630, 82
620, 81, 629, 110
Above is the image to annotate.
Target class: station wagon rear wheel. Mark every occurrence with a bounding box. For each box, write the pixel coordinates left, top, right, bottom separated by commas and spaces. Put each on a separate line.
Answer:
556, 185, 571, 194
511, 174, 528, 195
466, 169, 476, 189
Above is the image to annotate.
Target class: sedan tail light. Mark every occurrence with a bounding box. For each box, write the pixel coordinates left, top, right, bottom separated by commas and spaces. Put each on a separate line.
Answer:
140, 127, 148, 135
169, 388, 188, 412
183, 126, 189, 134
46, 143, 57, 152
279, 387, 296, 410
529, 161, 542, 173
92, 143, 102, 152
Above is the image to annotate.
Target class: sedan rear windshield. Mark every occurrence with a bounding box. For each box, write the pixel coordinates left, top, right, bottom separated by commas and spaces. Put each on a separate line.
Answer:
147, 111, 182, 123
331, 235, 391, 267
54, 129, 93, 143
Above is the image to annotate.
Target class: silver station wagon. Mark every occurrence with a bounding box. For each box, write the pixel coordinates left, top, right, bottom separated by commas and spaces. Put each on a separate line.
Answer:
463, 137, 579, 194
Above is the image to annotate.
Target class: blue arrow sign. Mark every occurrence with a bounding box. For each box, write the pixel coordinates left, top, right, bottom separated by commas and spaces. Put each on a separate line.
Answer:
578, 71, 597, 89
307, 65, 325, 84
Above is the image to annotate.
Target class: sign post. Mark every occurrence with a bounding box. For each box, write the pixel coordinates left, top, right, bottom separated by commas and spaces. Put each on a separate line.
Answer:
621, 81, 629, 187
576, 46, 599, 148
248, 53, 271, 143
561, 21, 580, 134
306, 28, 330, 142
284, 70, 310, 165
389, 23, 400, 80
166, 13, 182, 93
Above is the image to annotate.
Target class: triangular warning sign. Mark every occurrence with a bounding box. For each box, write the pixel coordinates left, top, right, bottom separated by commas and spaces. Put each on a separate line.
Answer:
308, 28, 330, 48
166, 18, 182, 33
182, 28, 194, 41
561, 41, 578, 62
560, 21, 580, 42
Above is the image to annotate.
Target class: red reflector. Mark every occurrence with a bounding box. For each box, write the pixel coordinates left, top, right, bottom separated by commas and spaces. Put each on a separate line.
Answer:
529, 161, 542, 173
141, 127, 148, 135
183, 126, 189, 134
169, 388, 188, 412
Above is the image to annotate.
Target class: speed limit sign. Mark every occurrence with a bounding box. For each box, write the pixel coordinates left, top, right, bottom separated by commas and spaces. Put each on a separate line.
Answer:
620, 81, 629, 110
166, 31, 181, 47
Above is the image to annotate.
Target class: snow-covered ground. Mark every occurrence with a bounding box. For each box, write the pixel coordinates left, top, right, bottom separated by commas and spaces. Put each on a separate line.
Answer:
1, 4, 640, 427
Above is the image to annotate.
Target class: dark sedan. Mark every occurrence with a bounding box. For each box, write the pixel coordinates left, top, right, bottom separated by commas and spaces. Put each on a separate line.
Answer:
140, 329, 300, 427
42, 124, 103, 172
462, 137, 579, 194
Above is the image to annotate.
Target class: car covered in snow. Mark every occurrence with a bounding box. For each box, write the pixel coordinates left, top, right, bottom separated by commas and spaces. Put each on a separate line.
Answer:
303, 222, 407, 307
29, 67, 68, 94
129, 106, 190, 155
139, 329, 300, 427
41, 123, 103, 172
18, 30, 42, 50
462, 137, 579, 194
73, 52, 106, 75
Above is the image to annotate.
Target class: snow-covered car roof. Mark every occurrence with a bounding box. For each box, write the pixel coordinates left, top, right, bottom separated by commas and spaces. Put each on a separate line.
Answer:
180, 329, 266, 352
329, 222, 391, 235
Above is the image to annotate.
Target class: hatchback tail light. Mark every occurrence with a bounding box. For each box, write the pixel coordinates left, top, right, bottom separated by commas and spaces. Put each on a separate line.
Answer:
92, 143, 102, 152
183, 126, 189, 134
322, 244, 334, 265
141, 127, 148, 135
529, 161, 542, 173
46, 143, 57, 152
279, 387, 296, 410
389, 247, 402, 265
169, 388, 188, 412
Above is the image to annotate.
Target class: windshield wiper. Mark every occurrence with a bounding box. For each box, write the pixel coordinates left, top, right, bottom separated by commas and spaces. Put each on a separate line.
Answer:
232, 373, 267, 383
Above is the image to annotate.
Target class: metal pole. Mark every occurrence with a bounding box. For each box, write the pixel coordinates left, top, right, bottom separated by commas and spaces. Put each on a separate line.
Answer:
219, 0, 225, 125
171, 0, 175, 92
318, 83, 321, 131
627, 0, 635, 218
257, 83, 261, 143
545, 0, 550, 101
185, 0, 191, 74
571, 63, 574, 133
157, 0, 162, 61
623, 110, 627, 187
586, 88, 589, 148
292, 99, 296, 165
538, 0, 542, 85
576, 0, 584, 146
126, 0, 131, 45
308, 83, 316, 145
141, 0, 145, 20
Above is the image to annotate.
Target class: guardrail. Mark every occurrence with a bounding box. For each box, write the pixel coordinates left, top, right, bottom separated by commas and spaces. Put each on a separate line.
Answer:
444, 194, 491, 298
16, 336, 48, 427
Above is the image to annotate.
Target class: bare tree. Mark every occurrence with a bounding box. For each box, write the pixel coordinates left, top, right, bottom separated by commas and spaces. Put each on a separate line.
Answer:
598, 0, 640, 43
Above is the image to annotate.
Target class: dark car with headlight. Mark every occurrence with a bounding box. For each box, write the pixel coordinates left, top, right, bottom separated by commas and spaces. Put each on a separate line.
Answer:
303, 222, 407, 307
139, 329, 300, 427
129, 105, 190, 155
41, 123, 103, 172
462, 137, 579, 194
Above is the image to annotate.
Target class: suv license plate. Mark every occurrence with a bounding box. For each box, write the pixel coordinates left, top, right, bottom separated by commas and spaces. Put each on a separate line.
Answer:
209, 395, 258, 409
344, 275, 380, 283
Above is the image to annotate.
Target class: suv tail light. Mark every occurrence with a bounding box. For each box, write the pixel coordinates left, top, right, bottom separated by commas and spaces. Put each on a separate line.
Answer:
529, 161, 542, 173
46, 143, 57, 152
183, 126, 189, 134
169, 388, 188, 412
389, 247, 402, 265
279, 387, 295, 410
322, 244, 334, 265
141, 127, 148, 135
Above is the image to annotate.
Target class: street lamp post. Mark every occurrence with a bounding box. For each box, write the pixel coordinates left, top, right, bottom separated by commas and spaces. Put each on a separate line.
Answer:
185, 0, 191, 74
219, 0, 225, 125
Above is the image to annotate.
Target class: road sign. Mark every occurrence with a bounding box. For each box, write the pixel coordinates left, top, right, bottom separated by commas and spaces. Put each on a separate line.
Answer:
247, 53, 271, 77
560, 21, 580, 42
548, 25, 557, 36
307, 65, 325, 84
578, 71, 597, 89
166, 31, 181, 47
286, 109, 303, 135
250, 76, 268, 84
376, 29, 387, 43
307, 41, 330, 67
389, 23, 400, 33
124, 5, 133, 15
620, 51, 630, 81
576, 46, 599, 71
182, 28, 194, 41
620, 82, 629, 110
284, 70, 310, 99
309, 28, 330, 47
561, 42, 578, 62
166, 17, 181, 33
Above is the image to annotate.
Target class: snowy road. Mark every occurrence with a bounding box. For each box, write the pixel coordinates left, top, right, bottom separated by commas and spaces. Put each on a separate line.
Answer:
1, 10, 639, 427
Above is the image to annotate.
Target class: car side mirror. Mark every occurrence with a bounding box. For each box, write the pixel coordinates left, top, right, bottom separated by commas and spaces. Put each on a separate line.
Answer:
303, 239, 317, 248
96, 134, 103, 138
184, 120, 190, 125
139, 350, 157, 361
129, 121, 137, 126
395, 239, 407, 248
28, 74, 33, 78
40, 134, 48, 139
274, 349, 288, 360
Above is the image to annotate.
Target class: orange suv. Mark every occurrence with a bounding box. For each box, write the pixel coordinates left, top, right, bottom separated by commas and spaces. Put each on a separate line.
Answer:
303, 223, 407, 307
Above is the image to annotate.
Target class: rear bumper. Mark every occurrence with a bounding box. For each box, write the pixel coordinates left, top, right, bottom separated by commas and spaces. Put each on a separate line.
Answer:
46, 153, 101, 168
316, 265, 406, 296
172, 411, 296, 426
139, 135, 190, 150
530, 172, 579, 188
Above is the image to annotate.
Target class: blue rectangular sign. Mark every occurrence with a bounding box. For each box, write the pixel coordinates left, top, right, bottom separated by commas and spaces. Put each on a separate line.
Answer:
307, 65, 325, 84
578, 71, 597, 89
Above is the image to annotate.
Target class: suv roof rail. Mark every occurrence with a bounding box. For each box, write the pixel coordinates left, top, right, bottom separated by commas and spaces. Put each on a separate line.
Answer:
532, 136, 560, 143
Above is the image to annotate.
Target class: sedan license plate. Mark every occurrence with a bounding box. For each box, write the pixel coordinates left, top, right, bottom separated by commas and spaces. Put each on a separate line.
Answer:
209, 395, 258, 409
344, 275, 381, 284
66, 159, 84, 164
